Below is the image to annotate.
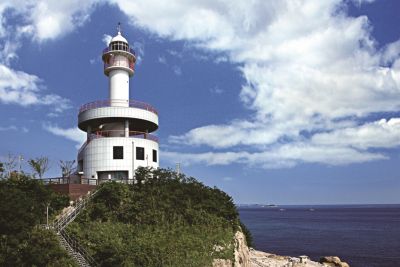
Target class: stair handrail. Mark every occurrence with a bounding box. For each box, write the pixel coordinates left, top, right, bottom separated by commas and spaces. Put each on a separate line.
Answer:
60, 229, 98, 267
51, 188, 101, 267
53, 189, 99, 231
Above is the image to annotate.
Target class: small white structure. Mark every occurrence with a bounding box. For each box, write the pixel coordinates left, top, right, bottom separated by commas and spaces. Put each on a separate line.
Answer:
77, 25, 159, 182
299, 255, 309, 264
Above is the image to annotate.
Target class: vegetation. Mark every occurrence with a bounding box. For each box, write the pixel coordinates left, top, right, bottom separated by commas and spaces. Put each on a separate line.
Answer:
68, 167, 250, 266
0, 163, 253, 267
0, 173, 74, 266
59, 160, 76, 177
28, 156, 50, 178
2, 153, 18, 177
240, 221, 253, 248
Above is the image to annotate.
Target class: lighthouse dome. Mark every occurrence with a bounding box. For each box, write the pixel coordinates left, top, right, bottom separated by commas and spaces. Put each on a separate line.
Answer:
110, 31, 128, 44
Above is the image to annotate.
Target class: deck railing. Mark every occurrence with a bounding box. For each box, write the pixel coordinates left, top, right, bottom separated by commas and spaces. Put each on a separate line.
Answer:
90, 130, 158, 143
79, 99, 158, 115
103, 47, 135, 55
42, 177, 136, 185
41, 177, 98, 185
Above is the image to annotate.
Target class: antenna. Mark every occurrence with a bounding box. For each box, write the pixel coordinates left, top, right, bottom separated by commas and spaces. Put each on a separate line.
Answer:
176, 163, 181, 176
117, 22, 121, 34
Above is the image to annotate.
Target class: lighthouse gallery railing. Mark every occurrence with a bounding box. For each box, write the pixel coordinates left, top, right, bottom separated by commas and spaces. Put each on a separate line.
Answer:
79, 99, 158, 115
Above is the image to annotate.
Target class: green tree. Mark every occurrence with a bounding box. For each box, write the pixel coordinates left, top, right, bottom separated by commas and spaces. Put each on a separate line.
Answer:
67, 168, 253, 266
0, 162, 4, 178
3, 153, 17, 177
59, 160, 76, 177
28, 156, 50, 178
21, 228, 77, 267
0, 174, 72, 266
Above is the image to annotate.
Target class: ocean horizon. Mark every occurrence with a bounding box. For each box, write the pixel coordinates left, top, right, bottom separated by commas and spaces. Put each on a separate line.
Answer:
239, 204, 400, 267
237, 203, 400, 207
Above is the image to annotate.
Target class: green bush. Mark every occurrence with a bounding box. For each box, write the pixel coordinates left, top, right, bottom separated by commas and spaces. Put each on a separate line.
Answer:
0, 168, 254, 266
68, 167, 250, 266
239, 221, 253, 247
0, 174, 73, 266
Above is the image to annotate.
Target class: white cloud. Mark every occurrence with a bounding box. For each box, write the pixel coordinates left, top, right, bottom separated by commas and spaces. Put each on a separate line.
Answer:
102, 34, 112, 46
111, 0, 400, 168
158, 55, 183, 75
0, 2, 74, 113
167, 49, 182, 58
172, 65, 182, 76
43, 124, 86, 148
351, 0, 376, 7
312, 118, 400, 150
1, 0, 399, 169
0, 64, 71, 112
0, 1, 98, 42
0, 125, 17, 131
210, 86, 224, 95
214, 56, 228, 64
163, 144, 385, 169
27, 0, 97, 42
0, 125, 29, 133
132, 41, 145, 65
158, 56, 166, 64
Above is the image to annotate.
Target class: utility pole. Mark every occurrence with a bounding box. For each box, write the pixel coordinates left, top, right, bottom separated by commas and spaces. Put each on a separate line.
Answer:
46, 203, 50, 229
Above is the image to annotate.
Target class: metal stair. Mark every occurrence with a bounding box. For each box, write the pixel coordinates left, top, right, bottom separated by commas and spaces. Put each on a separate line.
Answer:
58, 229, 96, 267
53, 189, 98, 231
53, 189, 99, 267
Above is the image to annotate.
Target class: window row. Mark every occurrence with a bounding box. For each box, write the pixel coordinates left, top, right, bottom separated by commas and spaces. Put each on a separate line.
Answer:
110, 41, 129, 52
113, 146, 157, 162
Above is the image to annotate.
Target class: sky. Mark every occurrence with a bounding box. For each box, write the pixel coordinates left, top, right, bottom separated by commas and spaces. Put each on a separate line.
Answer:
0, 0, 399, 204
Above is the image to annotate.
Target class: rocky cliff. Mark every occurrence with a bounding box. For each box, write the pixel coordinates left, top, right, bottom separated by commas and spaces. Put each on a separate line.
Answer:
214, 231, 350, 267
213, 231, 251, 267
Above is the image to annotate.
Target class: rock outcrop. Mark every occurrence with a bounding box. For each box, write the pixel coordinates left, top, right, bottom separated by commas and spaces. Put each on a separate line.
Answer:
234, 230, 251, 266
319, 256, 350, 267
213, 230, 251, 267
214, 231, 350, 267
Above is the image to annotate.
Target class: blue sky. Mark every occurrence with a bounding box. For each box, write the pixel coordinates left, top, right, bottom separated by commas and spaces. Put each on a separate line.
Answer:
1, 0, 399, 204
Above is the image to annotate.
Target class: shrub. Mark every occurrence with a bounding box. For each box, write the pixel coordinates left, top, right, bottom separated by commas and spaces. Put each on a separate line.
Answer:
68, 168, 249, 266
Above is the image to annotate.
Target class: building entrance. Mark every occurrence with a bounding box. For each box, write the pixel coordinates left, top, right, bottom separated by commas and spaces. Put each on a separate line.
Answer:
97, 171, 128, 181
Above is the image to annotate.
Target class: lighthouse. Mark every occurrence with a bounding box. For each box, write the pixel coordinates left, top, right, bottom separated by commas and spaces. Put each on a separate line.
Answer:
77, 25, 159, 182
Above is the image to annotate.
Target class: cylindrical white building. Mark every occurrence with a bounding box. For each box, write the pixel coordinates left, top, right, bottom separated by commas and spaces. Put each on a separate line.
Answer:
77, 26, 159, 182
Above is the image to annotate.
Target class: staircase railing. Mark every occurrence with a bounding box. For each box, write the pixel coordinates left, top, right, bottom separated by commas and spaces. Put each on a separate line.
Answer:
59, 229, 97, 267
53, 189, 99, 231
52, 189, 100, 267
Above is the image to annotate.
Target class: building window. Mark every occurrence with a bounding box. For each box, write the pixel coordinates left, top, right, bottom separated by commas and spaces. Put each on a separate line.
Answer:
113, 146, 123, 159
136, 147, 145, 160
153, 149, 157, 163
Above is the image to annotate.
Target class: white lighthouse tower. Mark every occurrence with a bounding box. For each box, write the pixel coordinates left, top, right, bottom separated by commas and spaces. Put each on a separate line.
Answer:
77, 25, 159, 182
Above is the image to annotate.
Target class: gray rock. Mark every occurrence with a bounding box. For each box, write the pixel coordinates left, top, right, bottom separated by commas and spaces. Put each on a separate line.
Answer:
320, 256, 350, 267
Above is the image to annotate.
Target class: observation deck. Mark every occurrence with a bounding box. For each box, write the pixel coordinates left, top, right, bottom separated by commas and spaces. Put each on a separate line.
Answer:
77, 130, 158, 159
89, 130, 158, 143
78, 99, 159, 133
102, 46, 136, 76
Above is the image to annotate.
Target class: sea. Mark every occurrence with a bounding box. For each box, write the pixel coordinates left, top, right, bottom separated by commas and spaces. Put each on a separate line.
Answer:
238, 205, 400, 267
